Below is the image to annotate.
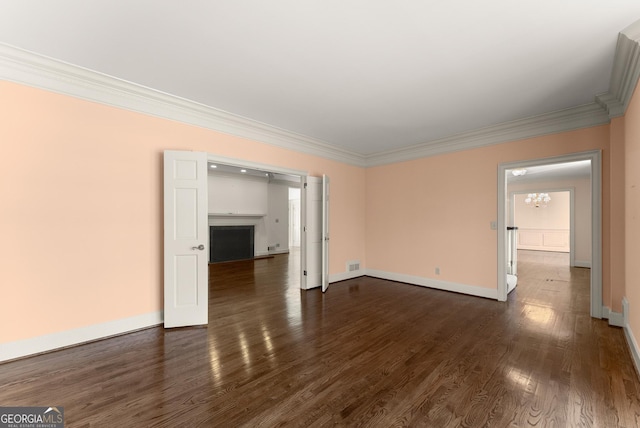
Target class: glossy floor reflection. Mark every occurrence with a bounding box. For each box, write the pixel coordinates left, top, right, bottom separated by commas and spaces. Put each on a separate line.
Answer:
1, 250, 639, 427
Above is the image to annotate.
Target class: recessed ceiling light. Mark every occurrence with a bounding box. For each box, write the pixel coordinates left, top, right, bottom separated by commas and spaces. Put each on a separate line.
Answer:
512, 169, 527, 176
241, 169, 247, 173
209, 164, 217, 168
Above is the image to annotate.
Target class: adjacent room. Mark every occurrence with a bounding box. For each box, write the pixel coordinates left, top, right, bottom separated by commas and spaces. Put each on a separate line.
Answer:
2, 2, 640, 426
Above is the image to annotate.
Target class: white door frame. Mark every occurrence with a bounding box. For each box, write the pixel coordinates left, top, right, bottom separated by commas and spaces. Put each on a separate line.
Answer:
497, 150, 602, 318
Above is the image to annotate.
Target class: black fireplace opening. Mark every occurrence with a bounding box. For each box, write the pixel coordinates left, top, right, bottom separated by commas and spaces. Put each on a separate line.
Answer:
210, 225, 255, 263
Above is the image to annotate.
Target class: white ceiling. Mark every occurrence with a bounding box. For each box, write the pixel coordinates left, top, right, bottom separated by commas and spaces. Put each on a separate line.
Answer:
1, 1, 640, 156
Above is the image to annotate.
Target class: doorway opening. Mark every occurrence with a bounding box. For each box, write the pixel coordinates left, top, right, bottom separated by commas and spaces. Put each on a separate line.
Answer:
206, 155, 305, 290
498, 151, 602, 318
163, 150, 329, 328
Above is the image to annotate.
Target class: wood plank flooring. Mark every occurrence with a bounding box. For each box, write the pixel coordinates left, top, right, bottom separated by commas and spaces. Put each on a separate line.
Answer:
1, 250, 640, 426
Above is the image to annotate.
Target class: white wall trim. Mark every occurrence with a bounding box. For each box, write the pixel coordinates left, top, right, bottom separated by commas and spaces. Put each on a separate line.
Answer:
623, 298, 640, 379
624, 325, 640, 380
0, 42, 620, 170
0, 311, 163, 363
0, 43, 365, 167
365, 269, 498, 300
596, 21, 640, 119
606, 308, 625, 327
268, 249, 290, 256
608, 312, 625, 327
573, 260, 592, 268
366, 103, 611, 167
329, 270, 364, 283
624, 296, 630, 326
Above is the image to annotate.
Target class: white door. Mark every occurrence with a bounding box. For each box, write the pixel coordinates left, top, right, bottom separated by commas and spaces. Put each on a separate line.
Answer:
322, 175, 330, 292
163, 150, 209, 328
301, 175, 329, 290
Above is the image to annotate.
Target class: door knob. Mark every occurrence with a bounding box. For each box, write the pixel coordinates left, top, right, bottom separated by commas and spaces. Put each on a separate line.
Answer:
192, 244, 205, 250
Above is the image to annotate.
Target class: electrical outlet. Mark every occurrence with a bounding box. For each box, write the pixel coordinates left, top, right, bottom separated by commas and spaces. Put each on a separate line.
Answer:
435, 267, 440, 275
490, 221, 497, 230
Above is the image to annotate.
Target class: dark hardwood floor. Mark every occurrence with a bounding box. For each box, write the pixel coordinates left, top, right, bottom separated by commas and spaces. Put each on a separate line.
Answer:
1, 250, 640, 427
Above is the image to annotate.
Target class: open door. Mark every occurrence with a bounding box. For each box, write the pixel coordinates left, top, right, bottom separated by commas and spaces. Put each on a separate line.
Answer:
322, 175, 330, 292
163, 150, 209, 328
301, 175, 329, 290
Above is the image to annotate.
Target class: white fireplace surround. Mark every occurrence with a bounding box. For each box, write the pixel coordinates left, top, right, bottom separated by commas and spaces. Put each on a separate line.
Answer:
208, 213, 268, 257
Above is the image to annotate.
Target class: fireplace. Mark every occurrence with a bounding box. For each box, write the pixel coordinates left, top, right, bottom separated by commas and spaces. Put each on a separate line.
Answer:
209, 225, 255, 262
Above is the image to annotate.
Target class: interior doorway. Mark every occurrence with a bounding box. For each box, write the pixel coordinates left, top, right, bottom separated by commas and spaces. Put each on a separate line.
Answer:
497, 151, 602, 319
164, 150, 329, 328
205, 154, 305, 290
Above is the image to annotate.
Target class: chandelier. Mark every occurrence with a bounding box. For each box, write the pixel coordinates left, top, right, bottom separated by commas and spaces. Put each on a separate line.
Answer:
525, 193, 551, 208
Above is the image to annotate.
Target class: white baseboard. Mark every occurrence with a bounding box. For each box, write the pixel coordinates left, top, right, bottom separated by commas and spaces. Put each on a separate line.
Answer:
329, 269, 364, 283
573, 260, 591, 268
268, 249, 289, 255
608, 309, 625, 327
603, 301, 626, 327
0, 311, 163, 363
624, 323, 640, 380
621, 297, 640, 380
364, 269, 498, 300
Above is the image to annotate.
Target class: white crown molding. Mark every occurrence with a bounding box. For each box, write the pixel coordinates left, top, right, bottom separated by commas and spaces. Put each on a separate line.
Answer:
0, 43, 366, 167
596, 21, 640, 119
365, 103, 611, 167
3, 38, 639, 169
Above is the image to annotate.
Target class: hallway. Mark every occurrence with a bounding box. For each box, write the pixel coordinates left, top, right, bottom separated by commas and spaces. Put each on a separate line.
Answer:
512, 249, 591, 315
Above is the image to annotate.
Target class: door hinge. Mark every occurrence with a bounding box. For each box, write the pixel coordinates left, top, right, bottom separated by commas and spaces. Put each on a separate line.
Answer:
304, 182, 307, 188
304, 270, 307, 276
303, 226, 306, 232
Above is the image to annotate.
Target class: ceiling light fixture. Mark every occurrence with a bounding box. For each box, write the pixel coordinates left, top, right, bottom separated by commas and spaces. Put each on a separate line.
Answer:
525, 193, 551, 208
209, 164, 217, 168
512, 169, 527, 176
241, 169, 247, 173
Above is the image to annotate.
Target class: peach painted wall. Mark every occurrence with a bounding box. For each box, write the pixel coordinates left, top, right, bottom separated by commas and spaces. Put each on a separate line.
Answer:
0, 81, 366, 343
625, 81, 640, 345
366, 126, 611, 295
